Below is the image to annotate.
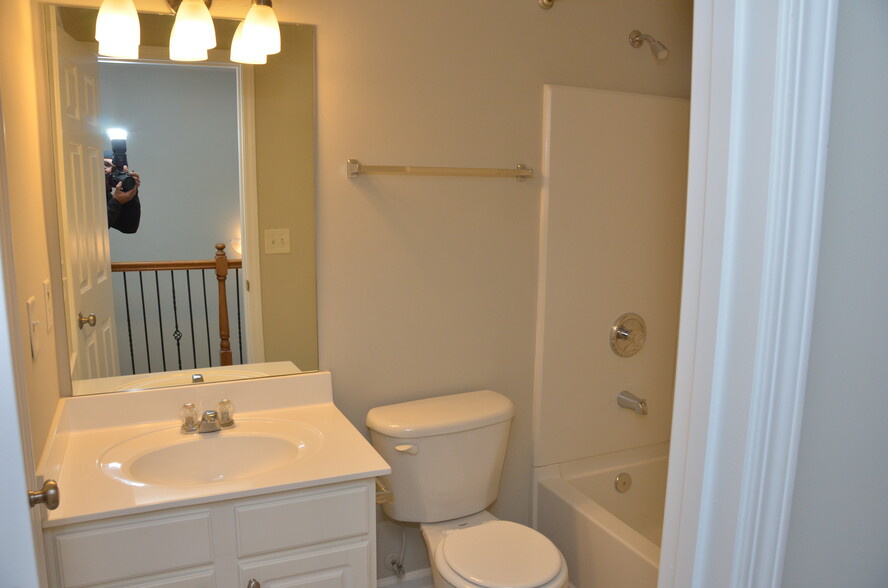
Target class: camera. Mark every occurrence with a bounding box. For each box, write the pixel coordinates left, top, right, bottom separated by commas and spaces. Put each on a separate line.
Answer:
108, 137, 136, 192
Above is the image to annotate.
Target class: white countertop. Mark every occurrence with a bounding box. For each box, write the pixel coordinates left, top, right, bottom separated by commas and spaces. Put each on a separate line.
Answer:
42, 372, 390, 527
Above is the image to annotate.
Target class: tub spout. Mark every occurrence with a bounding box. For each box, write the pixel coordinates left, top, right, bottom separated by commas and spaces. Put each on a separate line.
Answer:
617, 391, 647, 415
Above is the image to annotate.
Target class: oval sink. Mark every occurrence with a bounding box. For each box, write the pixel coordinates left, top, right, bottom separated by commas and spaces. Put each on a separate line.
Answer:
100, 419, 324, 486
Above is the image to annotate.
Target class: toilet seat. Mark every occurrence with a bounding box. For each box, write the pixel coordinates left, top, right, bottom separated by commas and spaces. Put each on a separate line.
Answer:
434, 521, 565, 588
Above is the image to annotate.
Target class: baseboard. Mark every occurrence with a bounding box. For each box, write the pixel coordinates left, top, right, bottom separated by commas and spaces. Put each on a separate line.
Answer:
376, 568, 434, 588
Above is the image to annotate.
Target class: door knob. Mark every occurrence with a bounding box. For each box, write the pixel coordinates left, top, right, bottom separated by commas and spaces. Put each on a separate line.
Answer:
28, 479, 60, 510
247, 580, 261, 588
77, 312, 97, 329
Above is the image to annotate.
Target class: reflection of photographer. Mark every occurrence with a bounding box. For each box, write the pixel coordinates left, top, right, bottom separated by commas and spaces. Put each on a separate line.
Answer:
104, 131, 142, 233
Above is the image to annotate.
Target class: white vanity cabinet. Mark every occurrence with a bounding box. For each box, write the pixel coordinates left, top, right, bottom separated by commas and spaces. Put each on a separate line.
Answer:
43, 479, 377, 588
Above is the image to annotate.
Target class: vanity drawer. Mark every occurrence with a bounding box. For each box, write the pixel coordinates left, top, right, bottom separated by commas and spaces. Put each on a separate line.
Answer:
51, 512, 213, 588
235, 483, 370, 556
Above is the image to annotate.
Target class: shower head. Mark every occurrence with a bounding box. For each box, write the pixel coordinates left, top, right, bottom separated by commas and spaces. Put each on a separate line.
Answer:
629, 30, 670, 60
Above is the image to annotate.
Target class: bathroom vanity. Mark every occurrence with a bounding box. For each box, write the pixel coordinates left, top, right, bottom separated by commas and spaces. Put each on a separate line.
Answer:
39, 372, 390, 588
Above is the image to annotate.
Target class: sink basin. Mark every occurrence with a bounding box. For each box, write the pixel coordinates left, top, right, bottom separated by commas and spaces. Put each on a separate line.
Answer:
99, 419, 324, 486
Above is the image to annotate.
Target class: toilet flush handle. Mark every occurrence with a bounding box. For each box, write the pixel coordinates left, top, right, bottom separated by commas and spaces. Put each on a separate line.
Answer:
395, 444, 419, 455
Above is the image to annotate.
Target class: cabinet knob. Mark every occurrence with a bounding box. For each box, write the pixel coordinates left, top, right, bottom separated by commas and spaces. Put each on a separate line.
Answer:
247, 580, 261, 588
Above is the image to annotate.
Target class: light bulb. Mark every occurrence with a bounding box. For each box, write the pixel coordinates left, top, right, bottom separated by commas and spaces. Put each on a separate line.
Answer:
98, 38, 139, 59
95, 0, 140, 50
242, 3, 281, 56
169, 22, 210, 62
169, 0, 216, 61
230, 20, 267, 64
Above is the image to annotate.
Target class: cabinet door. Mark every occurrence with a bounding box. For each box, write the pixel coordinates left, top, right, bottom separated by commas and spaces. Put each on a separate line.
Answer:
238, 541, 370, 588
49, 511, 214, 587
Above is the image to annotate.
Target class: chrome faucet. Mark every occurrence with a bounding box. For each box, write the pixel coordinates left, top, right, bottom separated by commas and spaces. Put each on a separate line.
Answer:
617, 390, 648, 415
197, 409, 221, 433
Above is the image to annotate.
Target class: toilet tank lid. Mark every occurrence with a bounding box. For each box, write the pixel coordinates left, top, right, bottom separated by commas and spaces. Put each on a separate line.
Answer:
366, 390, 514, 439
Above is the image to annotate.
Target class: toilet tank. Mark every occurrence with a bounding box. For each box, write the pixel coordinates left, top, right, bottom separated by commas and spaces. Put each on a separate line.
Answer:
366, 390, 514, 523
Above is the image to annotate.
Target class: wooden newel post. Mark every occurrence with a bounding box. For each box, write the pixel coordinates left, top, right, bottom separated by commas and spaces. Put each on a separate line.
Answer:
215, 243, 233, 366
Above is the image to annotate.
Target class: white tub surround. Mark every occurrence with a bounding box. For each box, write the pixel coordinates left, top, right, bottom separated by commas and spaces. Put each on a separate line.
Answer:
41, 371, 390, 526
532, 86, 689, 585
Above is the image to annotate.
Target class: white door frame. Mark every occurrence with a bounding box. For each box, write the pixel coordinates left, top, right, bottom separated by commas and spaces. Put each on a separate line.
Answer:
659, 0, 839, 586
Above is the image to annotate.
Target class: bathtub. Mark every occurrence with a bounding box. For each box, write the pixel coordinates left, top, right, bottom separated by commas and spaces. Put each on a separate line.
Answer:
535, 442, 669, 588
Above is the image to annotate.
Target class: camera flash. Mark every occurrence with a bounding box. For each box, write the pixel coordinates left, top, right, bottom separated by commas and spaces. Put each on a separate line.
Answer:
107, 128, 128, 140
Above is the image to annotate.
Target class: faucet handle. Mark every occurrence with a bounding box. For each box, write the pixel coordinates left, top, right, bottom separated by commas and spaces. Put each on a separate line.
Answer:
179, 402, 199, 433
218, 399, 235, 428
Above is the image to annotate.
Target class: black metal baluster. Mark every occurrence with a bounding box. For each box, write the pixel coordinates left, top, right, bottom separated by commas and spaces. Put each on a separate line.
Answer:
155, 271, 167, 371
139, 272, 151, 372
186, 270, 197, 369
122, 273, 136, 374
170, 270, 183, 370
202, 269, 213, 367
235, 268, 243, 364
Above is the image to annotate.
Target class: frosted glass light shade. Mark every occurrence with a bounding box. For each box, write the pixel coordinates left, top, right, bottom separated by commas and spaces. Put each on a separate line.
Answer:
169, 31, 209, 61
95, 0, 140, 45
230, 20, 267, 64
98, 38, 139, 59
170, 0, 216, 52
242, 4, 280, 55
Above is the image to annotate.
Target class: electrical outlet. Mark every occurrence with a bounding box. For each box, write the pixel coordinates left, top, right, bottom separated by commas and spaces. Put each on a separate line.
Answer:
264, 228, 291, 254
42, 279, 53, 332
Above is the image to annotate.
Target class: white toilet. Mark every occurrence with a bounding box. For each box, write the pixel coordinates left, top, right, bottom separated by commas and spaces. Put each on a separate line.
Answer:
366, 390, 569, 588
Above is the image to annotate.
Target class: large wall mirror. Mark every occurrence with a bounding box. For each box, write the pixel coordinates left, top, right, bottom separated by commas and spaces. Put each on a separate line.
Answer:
47, 6, 318, 396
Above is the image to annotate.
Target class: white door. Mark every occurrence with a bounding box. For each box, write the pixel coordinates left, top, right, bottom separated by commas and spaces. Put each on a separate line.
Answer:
48, 11, 119, 380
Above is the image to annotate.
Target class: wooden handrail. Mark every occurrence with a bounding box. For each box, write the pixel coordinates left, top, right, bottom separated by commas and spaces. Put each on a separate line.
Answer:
112, 258, 243, 272
110, 243, 242, 368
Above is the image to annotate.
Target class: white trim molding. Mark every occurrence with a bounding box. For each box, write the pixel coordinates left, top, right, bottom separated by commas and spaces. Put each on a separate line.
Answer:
660, 0, 839, 586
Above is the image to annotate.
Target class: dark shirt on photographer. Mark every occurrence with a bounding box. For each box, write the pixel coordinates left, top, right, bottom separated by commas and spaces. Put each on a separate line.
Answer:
107, 184, 141, 233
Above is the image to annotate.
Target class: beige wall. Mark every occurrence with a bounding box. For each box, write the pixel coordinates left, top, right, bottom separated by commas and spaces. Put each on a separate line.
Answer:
293, 0, 692, 577
254, 24, 319, 372
7, 0, 692, 579
0, 0, 67, 461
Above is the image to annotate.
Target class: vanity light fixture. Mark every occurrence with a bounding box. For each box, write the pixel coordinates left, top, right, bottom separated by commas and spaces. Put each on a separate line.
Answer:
169, 0, 217, 62
95, 0, 140, 59
98, 38, 139, 60
241, 0, 281, 56
96, 0, 282, 65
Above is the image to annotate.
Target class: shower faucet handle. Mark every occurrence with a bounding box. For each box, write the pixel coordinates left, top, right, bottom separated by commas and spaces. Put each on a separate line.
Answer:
617, 390, 648, 415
